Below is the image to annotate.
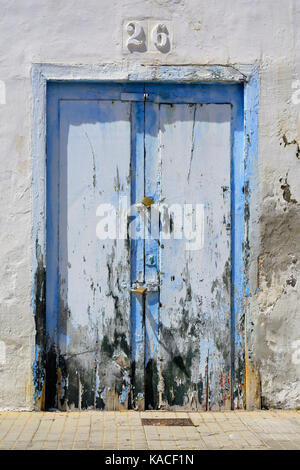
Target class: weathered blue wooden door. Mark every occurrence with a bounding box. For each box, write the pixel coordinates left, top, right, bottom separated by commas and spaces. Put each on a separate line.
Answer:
46, 82, 243, 411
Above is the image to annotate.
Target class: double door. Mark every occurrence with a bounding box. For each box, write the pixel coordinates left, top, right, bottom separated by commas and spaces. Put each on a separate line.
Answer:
46, 82, 234, 410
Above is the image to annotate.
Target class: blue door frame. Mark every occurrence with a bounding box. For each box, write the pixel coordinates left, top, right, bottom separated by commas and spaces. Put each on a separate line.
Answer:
31, 69, 258, 410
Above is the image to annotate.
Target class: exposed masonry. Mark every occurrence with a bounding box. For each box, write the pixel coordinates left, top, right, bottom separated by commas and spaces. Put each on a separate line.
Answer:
280, 175, 298, 204
0, 0, 299, 410
254, 165, 300, 409
281, 135, 300, 159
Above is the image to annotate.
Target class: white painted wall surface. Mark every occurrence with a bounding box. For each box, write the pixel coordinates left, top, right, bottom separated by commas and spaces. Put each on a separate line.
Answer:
0, 0, 299, 409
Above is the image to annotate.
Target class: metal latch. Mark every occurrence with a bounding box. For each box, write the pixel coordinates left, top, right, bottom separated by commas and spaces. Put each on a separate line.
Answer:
132, 280, 159, 294
133, 286, 147, 294
135, 197, 155, 211
141, 196, 154, 206
121, 280, 159, 294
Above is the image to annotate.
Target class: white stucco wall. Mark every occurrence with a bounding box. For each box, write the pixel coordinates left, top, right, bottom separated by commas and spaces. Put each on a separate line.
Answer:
0, 0, 299, 409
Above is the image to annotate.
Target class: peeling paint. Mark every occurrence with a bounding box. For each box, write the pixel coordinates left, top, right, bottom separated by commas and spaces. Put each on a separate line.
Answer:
281, 134, 300, 159
280, 175, 298, 204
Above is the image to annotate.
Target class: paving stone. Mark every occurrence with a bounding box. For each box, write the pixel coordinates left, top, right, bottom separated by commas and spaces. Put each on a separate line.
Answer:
0, 410, 299, 450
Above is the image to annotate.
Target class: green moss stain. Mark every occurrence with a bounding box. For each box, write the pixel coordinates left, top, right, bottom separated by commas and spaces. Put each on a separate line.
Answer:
101, 331, 130, 358
162, 347, 194, 407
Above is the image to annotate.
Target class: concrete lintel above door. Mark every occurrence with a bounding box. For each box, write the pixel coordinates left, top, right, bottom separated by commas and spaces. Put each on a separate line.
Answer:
32, 63, 257, 85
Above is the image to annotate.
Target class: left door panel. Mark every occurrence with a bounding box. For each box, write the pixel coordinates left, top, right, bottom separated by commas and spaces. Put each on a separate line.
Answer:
46, 88, 136, 410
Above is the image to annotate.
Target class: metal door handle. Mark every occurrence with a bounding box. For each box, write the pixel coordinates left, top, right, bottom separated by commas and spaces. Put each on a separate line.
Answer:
132, 286, 147, 294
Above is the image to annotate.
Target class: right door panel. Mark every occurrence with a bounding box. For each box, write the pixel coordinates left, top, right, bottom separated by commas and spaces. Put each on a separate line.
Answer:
146, 102, 232, 410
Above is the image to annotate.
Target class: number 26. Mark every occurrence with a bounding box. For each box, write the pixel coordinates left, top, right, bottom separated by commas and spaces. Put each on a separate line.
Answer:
126, 22, 170, 51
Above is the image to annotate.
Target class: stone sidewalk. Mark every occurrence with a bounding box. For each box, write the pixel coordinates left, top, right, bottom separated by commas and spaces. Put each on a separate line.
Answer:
0, 410, 299, 450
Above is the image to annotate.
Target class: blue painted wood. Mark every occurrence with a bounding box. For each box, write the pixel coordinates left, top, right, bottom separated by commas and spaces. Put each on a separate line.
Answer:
47, 85, 142, 410
46, 81, 245, 410
58, 99, 133, 410
230, 85, 245, 409
152, 101, 232, 410
143, 83, 244, 410
240, 69, 259, 409
46, 84, 62, 408
144, 102, 161, 410
130, 101, 146, 410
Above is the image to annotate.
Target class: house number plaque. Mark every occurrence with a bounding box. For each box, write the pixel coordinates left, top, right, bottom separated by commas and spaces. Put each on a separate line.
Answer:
123, 20, 172, 53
